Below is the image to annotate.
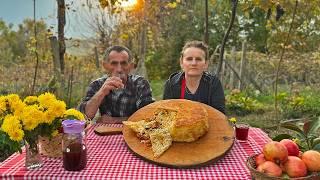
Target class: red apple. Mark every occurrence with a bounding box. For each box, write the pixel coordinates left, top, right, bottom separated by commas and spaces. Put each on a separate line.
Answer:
255, 153, 266, 166
257, 161, 282, 177
279, 139, 300, 156
283, 156, 307, 178
263, 141, 288, 164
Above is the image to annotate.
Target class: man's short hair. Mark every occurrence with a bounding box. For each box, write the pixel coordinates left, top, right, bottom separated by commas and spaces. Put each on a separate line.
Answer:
181, 40, 208, 60
103, 45, 133, 62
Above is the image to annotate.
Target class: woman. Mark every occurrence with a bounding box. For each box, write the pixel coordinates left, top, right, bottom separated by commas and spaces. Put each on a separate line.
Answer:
163, 40, 225, 114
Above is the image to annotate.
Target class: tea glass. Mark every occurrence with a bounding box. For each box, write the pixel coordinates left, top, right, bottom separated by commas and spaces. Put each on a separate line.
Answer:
235, 123, 250, 141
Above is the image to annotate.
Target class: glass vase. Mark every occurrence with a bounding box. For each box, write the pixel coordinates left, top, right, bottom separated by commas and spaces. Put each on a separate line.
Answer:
25, 137, 43, 169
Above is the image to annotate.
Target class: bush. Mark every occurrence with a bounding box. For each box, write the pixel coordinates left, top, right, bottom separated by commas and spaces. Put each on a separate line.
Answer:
277, 92, 305, 119
301, 88, 320, 117
226, 89, 264, 116
278, 88, 320, 119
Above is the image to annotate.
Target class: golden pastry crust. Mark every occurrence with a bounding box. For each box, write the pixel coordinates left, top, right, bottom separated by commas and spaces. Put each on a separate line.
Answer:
124, 99, 209, 157
155, 99, 209, 142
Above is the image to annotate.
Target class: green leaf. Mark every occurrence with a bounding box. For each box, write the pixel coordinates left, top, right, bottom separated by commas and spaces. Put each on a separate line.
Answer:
281, 122, 305, 137
308, 117, 320, 135
311, 138, 320, 149
313, 143, 320, 151
272, 134, 293, 141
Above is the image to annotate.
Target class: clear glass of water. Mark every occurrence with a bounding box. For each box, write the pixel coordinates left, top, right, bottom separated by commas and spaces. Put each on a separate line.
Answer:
113, 73, 126, 92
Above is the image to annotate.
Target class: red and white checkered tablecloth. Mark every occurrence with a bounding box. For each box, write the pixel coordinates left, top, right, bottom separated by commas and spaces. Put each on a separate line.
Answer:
0, 124, 270, 180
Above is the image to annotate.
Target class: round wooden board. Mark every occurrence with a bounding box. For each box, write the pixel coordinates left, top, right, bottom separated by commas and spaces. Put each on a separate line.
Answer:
123, 99, 235, 168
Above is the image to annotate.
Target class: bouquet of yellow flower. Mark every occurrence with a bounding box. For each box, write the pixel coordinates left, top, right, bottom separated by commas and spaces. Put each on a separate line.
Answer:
0, 92, 85, 154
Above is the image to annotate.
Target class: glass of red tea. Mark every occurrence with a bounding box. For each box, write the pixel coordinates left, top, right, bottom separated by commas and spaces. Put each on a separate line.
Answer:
235, 123, 250, 141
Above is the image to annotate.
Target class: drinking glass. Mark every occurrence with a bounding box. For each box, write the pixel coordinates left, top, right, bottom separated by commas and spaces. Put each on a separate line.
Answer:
113, 73, 126, 92
235, 123, 250, 141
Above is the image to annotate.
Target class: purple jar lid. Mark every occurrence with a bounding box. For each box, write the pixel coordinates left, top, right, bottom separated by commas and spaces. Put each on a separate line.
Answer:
62, 119, 85, 134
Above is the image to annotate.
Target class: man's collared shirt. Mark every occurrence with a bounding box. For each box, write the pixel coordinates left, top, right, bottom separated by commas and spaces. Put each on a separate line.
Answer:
79, 74, 154, 117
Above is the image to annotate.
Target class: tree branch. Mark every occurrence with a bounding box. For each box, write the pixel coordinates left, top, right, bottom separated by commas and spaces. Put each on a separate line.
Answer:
274, 0, 299, 124
215, 0, 238, 77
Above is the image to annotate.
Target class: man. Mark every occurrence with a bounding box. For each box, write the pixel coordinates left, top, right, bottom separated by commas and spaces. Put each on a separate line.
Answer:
79, 45, 154, 123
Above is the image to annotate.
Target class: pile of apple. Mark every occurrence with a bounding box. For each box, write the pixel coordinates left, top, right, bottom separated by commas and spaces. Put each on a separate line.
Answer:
255, 139, 320, 178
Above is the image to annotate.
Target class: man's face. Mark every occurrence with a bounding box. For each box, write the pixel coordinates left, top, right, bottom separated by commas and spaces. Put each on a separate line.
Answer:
103, 50, 132, 81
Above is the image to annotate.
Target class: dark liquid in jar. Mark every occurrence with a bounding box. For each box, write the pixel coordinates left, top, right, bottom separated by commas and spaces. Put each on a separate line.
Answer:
63, 143, 87, 171
235, 125, 249, 141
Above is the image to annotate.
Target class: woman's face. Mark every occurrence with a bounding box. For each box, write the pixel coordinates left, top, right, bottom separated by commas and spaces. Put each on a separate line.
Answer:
180, 47, 208, 77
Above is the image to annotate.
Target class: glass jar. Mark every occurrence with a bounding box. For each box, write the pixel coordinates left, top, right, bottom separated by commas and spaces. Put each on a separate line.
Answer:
62, 120, 87, 171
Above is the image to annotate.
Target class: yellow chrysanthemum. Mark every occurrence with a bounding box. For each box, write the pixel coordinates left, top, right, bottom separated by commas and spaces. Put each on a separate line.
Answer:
38, 92, 56, 108
4, 94, 26, 116
37, 105, 45, 111
0, 96, 7, 115
21, 105, 45, 130
1, 114, 24, 141
47, 100, 66, 118
8, 129, 24, 141
44, 110, 56, 124
64, 109, 85, 120
229, 117, 237, 124
12, 101, 26, 117
24, 96, 38, 105
6, 94, 20, 104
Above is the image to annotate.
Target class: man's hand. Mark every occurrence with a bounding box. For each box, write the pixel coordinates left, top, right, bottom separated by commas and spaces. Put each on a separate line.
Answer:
84, 76, 124, 119
99, 76, 124, 96
98, 114, 128, 124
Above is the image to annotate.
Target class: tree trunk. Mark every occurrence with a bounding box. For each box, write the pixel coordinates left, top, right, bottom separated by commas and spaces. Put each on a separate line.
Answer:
57, 0, 66, 97
134, 1, 148, 79
135, 23, 148, 79
216, 0, 238, 78
31, 0, 39, 95
204, 0, 209, 45
49, 36, 62, 96
49, 36, 61, 78
57, 0, 66, 73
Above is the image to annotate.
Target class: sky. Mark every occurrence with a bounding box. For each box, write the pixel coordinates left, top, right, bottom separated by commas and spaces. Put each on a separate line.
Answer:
0, 0, 93, 38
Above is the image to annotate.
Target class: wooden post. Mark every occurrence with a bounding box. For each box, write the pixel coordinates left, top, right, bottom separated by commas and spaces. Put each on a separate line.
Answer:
67, 66, 74, 107
49, 36, 61, 78
94, 47, 100, 69
229, 46, 236, 89
221, 56, 226, 87
238, 40, 247, 90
